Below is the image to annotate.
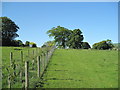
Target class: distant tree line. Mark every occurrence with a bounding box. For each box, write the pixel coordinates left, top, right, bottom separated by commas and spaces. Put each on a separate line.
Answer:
92, 39, 114, 50
47, 26, 91, 49
12, 40, 37, 47
0, 17, 115, 50
47, 26, 115, 50
0, 17, 37, 47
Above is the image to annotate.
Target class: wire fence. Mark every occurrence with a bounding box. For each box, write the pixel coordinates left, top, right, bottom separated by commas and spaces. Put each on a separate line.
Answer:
2, 46, 56, 88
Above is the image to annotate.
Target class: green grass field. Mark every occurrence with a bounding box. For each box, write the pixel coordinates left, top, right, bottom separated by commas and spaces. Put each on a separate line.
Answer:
1, 46, 51, 88
39, 49, 118, 88
1, 47, 118, 88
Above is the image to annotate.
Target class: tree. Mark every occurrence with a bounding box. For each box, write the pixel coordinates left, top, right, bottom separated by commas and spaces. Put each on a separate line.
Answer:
92, 39, 114, 50
81, 42, 91, 49
32, 43, 37, 47
66, 29, 84, 49
0, 17, 19, 46
30, 42, 37, 47
41, 44, 47, 48
41, 41, 55, 48
8, 40, 24, 47
47, 26, 70, 49
25, 41, 30, 47
15, 40, 24, 47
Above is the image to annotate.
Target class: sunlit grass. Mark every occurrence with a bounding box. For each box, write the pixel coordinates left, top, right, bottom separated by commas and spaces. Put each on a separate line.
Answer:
41, 49, 118, 88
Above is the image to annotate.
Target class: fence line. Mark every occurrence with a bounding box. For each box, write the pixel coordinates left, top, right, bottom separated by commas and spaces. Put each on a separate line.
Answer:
6, 46, 56, 88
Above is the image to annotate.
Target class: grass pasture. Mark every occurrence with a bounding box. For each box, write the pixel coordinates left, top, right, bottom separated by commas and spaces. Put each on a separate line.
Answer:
1, 46, 51, 88
39, 49, 118, 88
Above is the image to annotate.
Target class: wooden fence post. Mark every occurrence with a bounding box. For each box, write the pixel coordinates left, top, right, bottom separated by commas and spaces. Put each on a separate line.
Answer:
44, 53, 46, 70
28, 50, 29, 56
21, 51, 23, 62
47, 52, 49, 64
8, 75, 11, 88
10, 52, 13, 67
37, 56, 40, 77
42, 53, 44, 71
33, 50, 34, 56
20, 51, 23, 80
36, 48, 38, 56
25, 61, 29, 89
45, 52, 48, 67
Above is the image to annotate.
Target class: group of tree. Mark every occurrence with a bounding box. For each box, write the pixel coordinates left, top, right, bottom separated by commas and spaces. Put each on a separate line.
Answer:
1, 17, 115, 50
0, 17, 37, 47
12, 40, 37, 47
0, 17, 19, 46
47, 26, 91, 49
92, 39, 114, 50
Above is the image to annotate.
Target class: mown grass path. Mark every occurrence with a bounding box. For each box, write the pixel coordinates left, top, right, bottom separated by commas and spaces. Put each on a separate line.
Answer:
40, 49, 118, 88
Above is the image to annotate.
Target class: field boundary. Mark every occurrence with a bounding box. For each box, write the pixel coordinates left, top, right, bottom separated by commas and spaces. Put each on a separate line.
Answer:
2, 46, 56, 89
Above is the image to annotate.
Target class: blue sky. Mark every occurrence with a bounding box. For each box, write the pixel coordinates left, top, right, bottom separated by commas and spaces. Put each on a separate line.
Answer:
2, 2, 118, 47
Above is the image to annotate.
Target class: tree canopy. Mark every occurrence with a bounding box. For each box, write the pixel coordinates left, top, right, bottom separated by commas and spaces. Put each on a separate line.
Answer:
30, 42, 37, 47
25, 41, 30, 47
92, 39, 114, 50
47, 26, 70, 48
47, 26, 84, 49
66, 29, 84, 49
81, 42, 91, 49
0, 17, 19, 46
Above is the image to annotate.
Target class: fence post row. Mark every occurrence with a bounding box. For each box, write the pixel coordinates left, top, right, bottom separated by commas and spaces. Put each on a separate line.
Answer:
7, 46, 56, 88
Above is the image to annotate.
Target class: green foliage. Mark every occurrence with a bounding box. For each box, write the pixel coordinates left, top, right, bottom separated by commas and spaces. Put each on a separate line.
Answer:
92, 39, 114, 50
15, 40, 24, 47
30, 42, 37, 47
66, 29, 84, 49
41, 41, 55, 48
47, 26, 84, 49
25, 41, 30, 47
81, 42, 91, 49
47, 26, 70, 49
0, 17, 19, 46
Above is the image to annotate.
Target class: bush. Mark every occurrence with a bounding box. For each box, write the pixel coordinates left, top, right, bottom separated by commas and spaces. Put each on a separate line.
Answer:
81, 42, 91, 49
92, 40, 114, 50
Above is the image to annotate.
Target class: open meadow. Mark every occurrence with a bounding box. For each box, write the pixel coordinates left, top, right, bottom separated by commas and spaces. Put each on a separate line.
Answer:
38, 49, 118, 88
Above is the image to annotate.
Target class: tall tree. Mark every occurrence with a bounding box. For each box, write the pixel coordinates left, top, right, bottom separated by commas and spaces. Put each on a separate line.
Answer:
0, 17, 19, 46
47, 26, 70, 48
67, 29, 84, 49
